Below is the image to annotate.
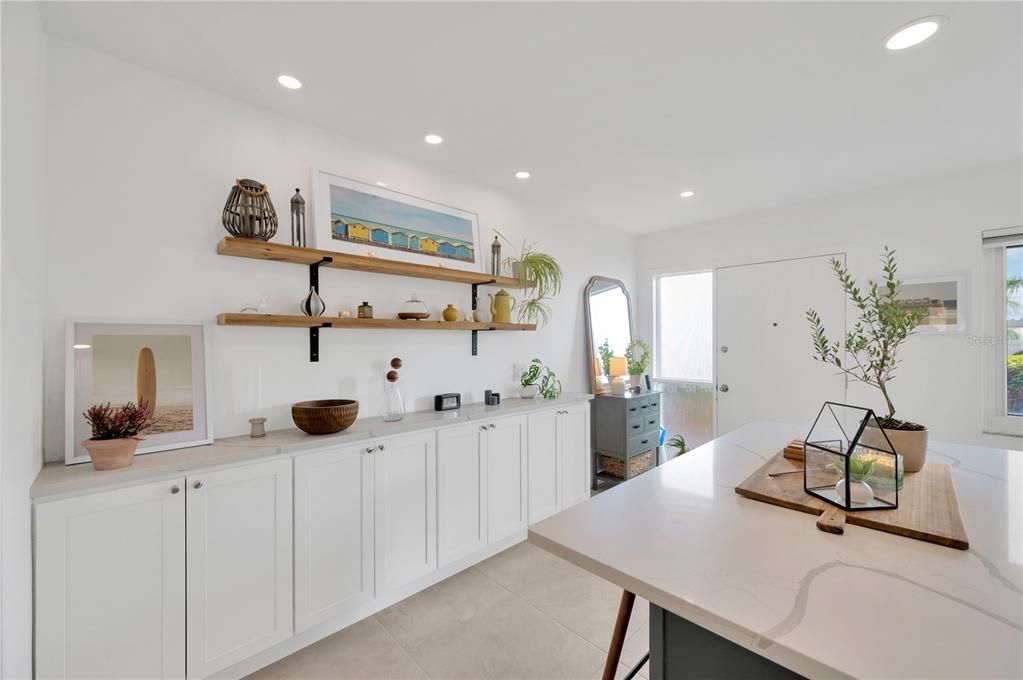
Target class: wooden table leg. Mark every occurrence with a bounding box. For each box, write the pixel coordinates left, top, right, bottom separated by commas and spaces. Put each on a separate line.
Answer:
602, 590, 636, 680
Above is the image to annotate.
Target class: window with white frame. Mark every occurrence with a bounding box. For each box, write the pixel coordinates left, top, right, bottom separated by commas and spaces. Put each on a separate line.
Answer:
982, 226, 1023, 435
653, 271, 715, 448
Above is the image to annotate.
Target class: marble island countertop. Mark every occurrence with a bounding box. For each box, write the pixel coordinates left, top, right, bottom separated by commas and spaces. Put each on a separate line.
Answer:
32, 393, 593, 502
529, 422, 1023, 680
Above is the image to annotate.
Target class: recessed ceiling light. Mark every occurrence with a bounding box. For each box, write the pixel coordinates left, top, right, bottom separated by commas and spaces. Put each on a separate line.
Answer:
277, 74, 302, 90
376, 181, 388, 187
679, 190, 695, 198
424, 134, 443, 145
885, 16, 946, 51
514, 171, 531, 179
72, 344, 91, 350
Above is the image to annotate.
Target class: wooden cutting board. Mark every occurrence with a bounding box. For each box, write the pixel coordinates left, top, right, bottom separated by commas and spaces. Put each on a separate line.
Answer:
734, 452, 969, 550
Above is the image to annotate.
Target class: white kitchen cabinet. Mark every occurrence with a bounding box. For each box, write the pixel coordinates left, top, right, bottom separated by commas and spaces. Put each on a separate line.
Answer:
527, 408, 560, 522
374, 430, 437, 591
437, 423, 486, 566
186, 458, 293, 679
559, 403, 591, 508
294, 443, 374, 632
35, 478, 186, 680
486, 415, 528, 543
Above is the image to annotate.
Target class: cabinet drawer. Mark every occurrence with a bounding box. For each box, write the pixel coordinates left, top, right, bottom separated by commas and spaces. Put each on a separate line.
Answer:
628, 432, 658, 454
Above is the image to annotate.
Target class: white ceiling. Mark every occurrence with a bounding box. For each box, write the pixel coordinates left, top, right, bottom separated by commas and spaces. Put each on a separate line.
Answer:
39, 1, 1023, 233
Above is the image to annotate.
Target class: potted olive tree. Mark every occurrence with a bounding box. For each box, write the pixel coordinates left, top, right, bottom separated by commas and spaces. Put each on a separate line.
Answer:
805, 247, 928, 471
81, 401, 153, 470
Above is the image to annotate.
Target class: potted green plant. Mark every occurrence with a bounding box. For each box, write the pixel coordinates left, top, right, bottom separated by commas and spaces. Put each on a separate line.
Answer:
81, 401, 154, 470
495, 230, 563, 327
805, 247, 928, 471
667, 434, 687, 459
624, 339, 651, 389
830, 457, 876, 505
597, 338, 614, 384
519, 359, 563, 400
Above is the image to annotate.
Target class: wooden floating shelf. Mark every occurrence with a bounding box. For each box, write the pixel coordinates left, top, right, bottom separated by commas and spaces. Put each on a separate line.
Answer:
217, 237, 524, 289
217, 314, 537, 332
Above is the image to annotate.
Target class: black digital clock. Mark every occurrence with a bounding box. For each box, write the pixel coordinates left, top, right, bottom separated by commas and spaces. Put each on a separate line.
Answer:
434, 393, 461, 411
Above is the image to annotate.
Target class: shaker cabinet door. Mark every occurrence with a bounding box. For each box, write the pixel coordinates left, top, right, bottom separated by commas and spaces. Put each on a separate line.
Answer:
35, 478, 186, 680
487, 415, 528, 543
294, 443, 374, 632
559, 404, 591, 509
527, 408, 561, 523
374, 431, 437, 592
186, 458, 293, 679
438, 423, 487, 566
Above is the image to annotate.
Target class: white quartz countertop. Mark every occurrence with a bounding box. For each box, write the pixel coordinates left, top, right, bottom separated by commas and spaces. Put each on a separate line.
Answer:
32, 393, 593, 502
528, 422, 1023, 680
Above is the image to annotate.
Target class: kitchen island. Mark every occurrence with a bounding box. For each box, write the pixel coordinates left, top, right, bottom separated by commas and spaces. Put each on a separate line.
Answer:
528, 422, 1023, 679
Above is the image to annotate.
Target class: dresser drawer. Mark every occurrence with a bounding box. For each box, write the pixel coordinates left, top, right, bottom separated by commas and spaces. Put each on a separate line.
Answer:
628, 432, 658, 454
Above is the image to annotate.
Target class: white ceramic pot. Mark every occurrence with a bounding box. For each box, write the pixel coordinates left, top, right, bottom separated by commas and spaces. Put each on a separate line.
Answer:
835, 479, 874, 505
629, 375, 641, 388
862, 426, 929, 472
518, 384, 540, 399
473, 307, 492, 323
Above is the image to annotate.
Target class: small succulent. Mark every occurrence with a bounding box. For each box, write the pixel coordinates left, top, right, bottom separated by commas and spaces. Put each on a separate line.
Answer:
830, 456, 875, 482
83, 401, 154, 440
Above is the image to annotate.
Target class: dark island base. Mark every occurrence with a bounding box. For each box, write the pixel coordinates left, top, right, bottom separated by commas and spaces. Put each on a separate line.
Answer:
649, 605, 807, 680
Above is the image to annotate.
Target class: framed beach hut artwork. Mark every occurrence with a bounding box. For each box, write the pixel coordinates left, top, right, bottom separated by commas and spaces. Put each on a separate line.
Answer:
312, 170, 483, 273
893, 274, 968, 334
65, 320, 212, 465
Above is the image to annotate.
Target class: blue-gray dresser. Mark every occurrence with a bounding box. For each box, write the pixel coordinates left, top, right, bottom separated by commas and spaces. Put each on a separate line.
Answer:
591, 390, 662, 487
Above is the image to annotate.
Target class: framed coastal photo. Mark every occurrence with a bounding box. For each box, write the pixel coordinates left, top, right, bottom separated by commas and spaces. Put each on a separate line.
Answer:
895, 274, 968, 334
65, 320, 212, 465
312, 170, 482, 273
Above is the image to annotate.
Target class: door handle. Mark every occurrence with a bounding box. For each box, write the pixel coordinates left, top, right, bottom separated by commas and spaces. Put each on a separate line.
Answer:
719, 384, 730, 393
192, 480, 203, 490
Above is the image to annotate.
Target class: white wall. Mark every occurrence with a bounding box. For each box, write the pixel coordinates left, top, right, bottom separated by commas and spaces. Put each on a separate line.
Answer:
1, 3, 47, 677
40, 37, 634, 463
636, 160, 1023, 449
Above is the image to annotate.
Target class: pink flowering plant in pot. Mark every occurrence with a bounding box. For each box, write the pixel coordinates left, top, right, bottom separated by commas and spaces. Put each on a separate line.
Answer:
81, 401, 154, 470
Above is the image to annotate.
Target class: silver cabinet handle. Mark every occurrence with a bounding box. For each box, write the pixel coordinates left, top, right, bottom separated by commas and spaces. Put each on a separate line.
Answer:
170, 485, 180, 494
377, 444, 385, 451
192, 480, 203, 490
364, 446, 375, 454
719, 384, 729, 393
488, 423, 496, 429
479, 425, 487, 431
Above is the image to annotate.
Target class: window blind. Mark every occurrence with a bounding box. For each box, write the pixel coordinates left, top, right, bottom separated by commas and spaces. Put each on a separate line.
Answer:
982, 225, 1023, 248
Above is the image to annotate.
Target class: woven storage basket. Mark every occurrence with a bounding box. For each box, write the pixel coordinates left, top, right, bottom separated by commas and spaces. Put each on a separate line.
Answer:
601, 450, 655, 479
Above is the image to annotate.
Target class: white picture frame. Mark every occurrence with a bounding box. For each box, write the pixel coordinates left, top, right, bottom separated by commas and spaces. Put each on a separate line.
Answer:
65, 319, 213, 465
311, 170, 483, 273
895, 273, 968, 334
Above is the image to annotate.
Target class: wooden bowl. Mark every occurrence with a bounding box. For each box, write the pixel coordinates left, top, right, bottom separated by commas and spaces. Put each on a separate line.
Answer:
292, 399, 359, 435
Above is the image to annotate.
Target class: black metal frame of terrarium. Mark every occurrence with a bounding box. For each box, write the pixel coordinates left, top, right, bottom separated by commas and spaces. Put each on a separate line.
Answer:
803, 402, 900, 512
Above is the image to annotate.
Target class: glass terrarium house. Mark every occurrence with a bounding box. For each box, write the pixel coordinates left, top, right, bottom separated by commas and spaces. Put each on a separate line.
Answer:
803, 402, 902, 511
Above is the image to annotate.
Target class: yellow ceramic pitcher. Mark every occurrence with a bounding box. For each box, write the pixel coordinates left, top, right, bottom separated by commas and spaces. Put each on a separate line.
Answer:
489, 289, 517, 324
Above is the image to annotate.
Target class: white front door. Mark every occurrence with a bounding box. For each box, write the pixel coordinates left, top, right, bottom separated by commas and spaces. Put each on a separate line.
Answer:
716, 254, 846, 435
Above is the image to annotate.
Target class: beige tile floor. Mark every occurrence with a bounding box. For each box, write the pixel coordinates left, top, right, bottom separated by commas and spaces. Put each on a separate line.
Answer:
247, 541, 650, 680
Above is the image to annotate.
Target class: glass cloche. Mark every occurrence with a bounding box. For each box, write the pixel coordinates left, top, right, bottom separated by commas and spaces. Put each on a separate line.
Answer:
397, 294, 430, 320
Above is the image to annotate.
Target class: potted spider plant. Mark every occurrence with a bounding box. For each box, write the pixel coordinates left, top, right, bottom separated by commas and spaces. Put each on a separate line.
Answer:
495, 230, 563, 327
81, 401, 154, 470
806, 247, 928, 471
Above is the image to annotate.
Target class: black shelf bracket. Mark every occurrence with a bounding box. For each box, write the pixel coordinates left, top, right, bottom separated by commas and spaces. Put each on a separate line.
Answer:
470, 279, 496, 357
308, 257, 333, 362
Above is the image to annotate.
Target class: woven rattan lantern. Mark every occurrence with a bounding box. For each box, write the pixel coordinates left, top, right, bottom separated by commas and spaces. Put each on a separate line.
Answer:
222, 178, 278, 240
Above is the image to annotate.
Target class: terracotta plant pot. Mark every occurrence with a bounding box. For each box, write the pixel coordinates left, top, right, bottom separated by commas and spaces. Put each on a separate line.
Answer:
82, 438, 141, 471
862, 426, 929, 473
